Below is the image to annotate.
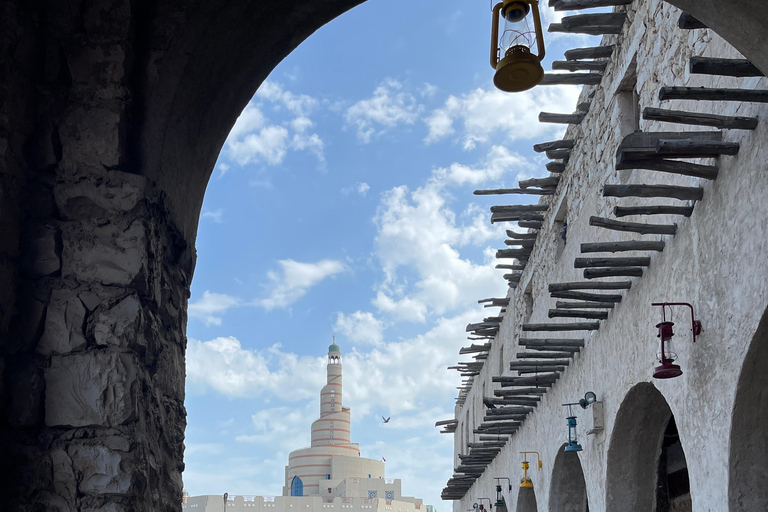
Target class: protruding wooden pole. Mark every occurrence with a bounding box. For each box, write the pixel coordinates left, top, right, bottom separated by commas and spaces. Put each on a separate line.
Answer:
584, 267, 644, 279
550, 290, 623, 302
555, 301, 615, 309
522, 322, 600, 331
492, 212, 545, 223
497, 249, 532, 259
643, 107, 759, 130
516, 352, 576, 359
581, 241, 665, 252
689, 57, 763, 77
613, 205, 694, 217
547, 162, 567, 173
549, 281, 632, 291
659, 87, 768, 103
539, 112, 585, 124
546, 149, 572, 160
475, 188, 556, 195
534, 139, 575, 153
519, 338, 585, 347
656, 139, 740, 157
519, 176, 560, 189
615, 158, 718, 180
540, 73, 603, 85
519, 221, 543, 229
552, 60, 608, 72
565, 45, 614, 61
506, 230, 538, 239
589, 216, 677, 235
491, 205, 549, 213
603, 184, 704, 200
575, 257, 651, 268
548, 309, 609, 320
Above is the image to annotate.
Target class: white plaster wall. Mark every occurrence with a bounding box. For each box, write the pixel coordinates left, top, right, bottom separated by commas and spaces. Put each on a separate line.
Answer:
450, 1, 768, 511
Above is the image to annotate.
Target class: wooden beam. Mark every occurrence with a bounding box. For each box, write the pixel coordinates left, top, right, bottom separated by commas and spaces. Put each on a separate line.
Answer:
643, 107, 758, 130
616, 130, 721, 162
554, 0, 633, 9
478, 298, 509, 305
497, 249, 532, 259
581, 241, 665, 253
550, 290, 623, 302
522, 322, 600, 331
517, 366, 566, 374
475, 188, 556, 195
491, 205, 549, 213
492, 212, 545, 223
504, 273, 522, 281
615, 158, 719, 180
516, 352, 575, 359
614, 205, 694, 217
552, 60, 608, 72
519, 338, 585, 347
565, 45, 614, 61
496, 263, 526, 270
549, 281, 632, 291
499, 378, 557, 388
504, 239, 536, 247
590, 216, 677, 235
539, 112, 585, 124
435, 419, 458, 426
506, 230, 538, 239
603, 184, 704, 201
577, 101, 592, 112
659, 87, 768, 103
575, 256, 651, 268
540, 73, 603, 86
520, 176, 560, 189
519, 221, 542, 229
689, 57, 763, 77
459, 344, 492, 354
678, 12, 706, 29
546, 148, 572, 160
494, 388, 549, 396
555, 300, 615, 309
534, 139, 575, 153
547, 161, 567, 173
524, 345, 581, 352
510, 359, 571, 367
584, 267, 643, 279
548, 309, 609, 320
656, 139, 740, 157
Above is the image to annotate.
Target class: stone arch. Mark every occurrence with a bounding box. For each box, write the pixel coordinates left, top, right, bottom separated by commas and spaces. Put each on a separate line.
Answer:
515, 486, 538, 512
604, 383, 691, 512
729, 306, 768, 512
549, 445, 588, 512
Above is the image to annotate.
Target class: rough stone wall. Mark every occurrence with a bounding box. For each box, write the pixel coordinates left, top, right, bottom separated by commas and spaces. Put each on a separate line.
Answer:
452, 1, 768, 511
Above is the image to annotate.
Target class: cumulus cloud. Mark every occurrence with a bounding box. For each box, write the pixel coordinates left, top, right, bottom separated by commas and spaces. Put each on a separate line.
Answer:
345, 79, 422, 143
224, 81, 325, 167
201, 209, 224, 223
188, 291, 241, 326
335, 311, 384, 346
424, 84, 581, 149
341, 182, 371, 196
257, 259, 346, 311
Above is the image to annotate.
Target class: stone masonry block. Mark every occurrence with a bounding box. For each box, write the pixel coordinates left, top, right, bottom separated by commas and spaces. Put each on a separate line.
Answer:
68, 444, 131, 495
19, 223, 61, 277
55, 169, 149, 219
62, 220, 146, 287
38, 289, 86, 355
59, 107, 122, 168
91, 295, 145, 351
50, 447, 77, 503
45, 351, 139, 427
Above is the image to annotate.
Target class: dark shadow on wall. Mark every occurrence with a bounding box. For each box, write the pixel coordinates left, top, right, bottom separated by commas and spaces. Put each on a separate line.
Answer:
549, 445, 588, 512
729, 304, 768, 512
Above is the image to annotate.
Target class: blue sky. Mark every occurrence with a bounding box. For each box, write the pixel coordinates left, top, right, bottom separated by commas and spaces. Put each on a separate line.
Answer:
183, 1, 599, 508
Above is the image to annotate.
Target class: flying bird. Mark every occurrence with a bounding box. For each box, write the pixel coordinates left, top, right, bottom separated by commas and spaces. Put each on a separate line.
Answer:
382, 416, 391, 423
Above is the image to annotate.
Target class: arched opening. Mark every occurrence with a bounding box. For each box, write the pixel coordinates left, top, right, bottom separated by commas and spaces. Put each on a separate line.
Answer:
549, 445, 588, 512
605, 383, 691, 512
729, 306, 768, 512
291, 476, 304, 497
516, 486, 538, 512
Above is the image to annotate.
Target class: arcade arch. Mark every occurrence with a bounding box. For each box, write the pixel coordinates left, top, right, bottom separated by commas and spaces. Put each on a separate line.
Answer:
549, 447, 588, 512
515, 486, 538, 512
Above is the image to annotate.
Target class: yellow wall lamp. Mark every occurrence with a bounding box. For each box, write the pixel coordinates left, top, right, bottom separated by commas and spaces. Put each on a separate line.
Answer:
519, 451, 542, 488
490, 0, 546, 92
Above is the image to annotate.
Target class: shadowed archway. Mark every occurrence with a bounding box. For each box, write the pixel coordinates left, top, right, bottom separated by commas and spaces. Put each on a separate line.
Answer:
604, 383, 691, 512
516, 486, 538, 512
549, 446, 588, 512
729, 306, 768, 512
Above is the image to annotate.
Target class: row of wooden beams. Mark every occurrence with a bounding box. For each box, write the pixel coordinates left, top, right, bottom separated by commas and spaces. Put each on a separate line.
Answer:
643, 107, 758, 130
590, 216, 677, 235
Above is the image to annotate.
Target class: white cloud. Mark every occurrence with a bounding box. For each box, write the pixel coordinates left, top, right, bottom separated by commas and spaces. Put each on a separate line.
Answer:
235, 403, 316, 452
256, 81, 318, 116
227, 124, 290, 166
424, 84, 581, 149
188, 291, 241, 326
335, 311, 384, 346
257, 259, 346, 311
357, 182, 370, 196
346, 79, 422, 143
201, 209, 224, 223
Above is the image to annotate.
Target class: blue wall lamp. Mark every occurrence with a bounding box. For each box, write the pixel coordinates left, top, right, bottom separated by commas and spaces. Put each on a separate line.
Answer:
561, 392, 597, 452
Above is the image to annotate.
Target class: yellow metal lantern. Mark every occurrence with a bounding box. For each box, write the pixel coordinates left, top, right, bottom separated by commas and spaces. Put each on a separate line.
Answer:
490, 0, 546, 92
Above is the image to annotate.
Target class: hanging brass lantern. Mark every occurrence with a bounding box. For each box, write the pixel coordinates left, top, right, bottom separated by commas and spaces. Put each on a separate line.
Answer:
490, 0, 546, 92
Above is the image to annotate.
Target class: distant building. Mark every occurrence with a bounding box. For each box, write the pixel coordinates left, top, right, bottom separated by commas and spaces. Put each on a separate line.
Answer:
185, 343, 429, 512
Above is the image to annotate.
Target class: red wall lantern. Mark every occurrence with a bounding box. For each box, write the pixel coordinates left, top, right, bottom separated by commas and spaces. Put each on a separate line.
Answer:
652, 302, 703, 379
490, 0, 546, 92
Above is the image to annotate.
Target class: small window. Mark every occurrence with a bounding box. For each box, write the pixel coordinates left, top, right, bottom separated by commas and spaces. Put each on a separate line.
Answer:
369, 491, 377, 498
368, 474, 371, 478
327, 474, 331, 479
291, 476, 304, 497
